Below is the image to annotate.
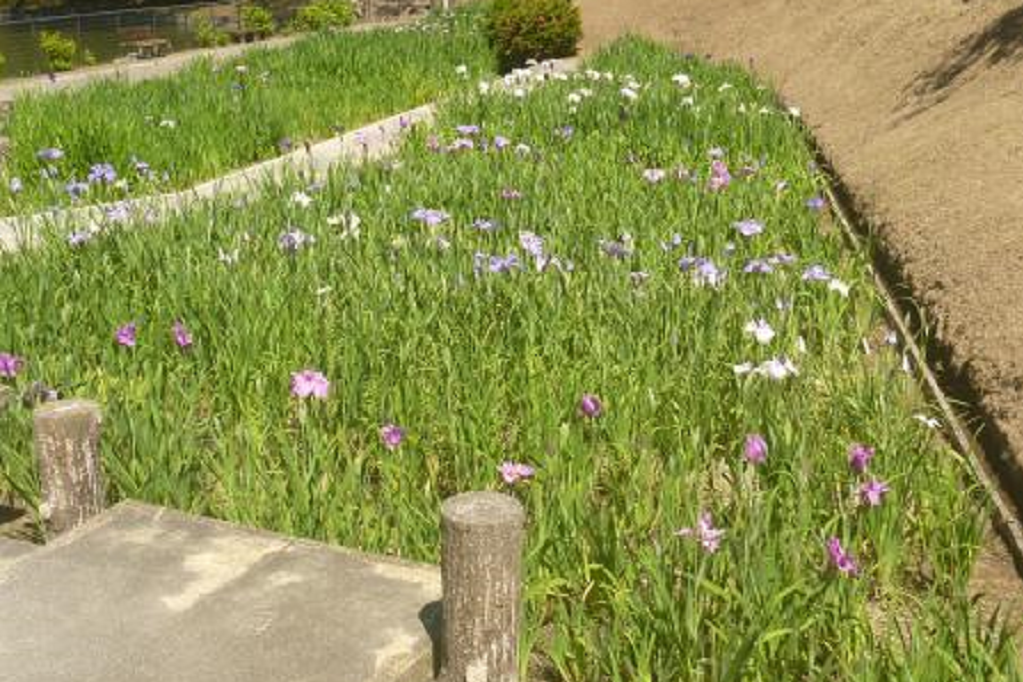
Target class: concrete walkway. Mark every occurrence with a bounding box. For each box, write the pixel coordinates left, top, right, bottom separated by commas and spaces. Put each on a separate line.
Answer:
0, 501, 441, 682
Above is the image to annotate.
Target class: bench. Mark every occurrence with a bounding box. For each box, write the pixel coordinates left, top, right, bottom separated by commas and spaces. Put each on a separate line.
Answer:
117, 27, 172, 59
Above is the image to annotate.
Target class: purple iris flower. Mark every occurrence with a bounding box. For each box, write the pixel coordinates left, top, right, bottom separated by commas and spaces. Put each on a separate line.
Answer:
115, 322, 138, 348
0, 352, 24, 379
708, 160, 731, 191
498, 461, 535, 485
411, 208, 450, 226
660, 234, 684, 252
67, 230, 94, 247
642, 168, 667, 184
472, 218, 499, 232
802, 265, 832, 282
692, 259, 725, 288
291, 369, 330, 399
278, 229, 315, 253
106, 202, 131, 224
65, 180, 89, 199
744, 433, 768, 464
519, 231, 544, 258
827, 537, 859, 576
859, 479, 890, 507
578, 393, 602, 419
734, 219, 764, 237
743, 259, 774, 274
848, 443, 875, 474
806, 196, 827, 211
380, 423, 405, 450
489, 253, 521, 274
87, 163, 117, 185
449, 138, 475, 152
36, 147, 64, 162
493, 135, 511, 150
676, 511, 725, 554
172, 321, 193, 349
456, 124, 481, 136
599, 234, 634, 259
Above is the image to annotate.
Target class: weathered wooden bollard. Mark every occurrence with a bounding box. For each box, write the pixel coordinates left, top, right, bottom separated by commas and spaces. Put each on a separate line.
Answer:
440, 491, 525, 682
33, 400, 106, 535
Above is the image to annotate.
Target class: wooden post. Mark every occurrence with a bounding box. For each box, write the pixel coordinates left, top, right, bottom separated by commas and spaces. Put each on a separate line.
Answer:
440, 491, 525, 682
33, 400, 105, 535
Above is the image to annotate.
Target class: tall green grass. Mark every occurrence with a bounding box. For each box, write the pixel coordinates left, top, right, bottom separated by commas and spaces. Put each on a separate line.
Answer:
0, 9, 494, 215
0, 36, 1018, 680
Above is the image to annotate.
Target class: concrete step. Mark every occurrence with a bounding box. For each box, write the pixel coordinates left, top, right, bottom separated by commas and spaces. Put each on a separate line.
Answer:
0, 535, 36, 571
0, 501, 441, 682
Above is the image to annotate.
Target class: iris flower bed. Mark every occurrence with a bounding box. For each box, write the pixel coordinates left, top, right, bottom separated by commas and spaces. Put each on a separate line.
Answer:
1, 37, 1019, 679
0, 10, 493, 216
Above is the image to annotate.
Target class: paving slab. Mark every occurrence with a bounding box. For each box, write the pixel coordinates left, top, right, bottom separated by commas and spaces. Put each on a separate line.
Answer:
0, 501, 441, 682
0, 536, 35, 572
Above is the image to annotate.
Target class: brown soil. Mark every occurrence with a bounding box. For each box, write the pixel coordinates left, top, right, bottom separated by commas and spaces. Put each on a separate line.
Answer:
576, 0, 1023, 624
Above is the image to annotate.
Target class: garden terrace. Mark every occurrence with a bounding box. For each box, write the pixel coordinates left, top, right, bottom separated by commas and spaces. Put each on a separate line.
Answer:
0, 36, 1019, 679
0, 8, 494, 215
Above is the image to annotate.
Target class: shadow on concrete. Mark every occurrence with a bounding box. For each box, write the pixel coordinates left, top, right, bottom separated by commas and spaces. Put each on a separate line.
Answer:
419, 600, 442, 679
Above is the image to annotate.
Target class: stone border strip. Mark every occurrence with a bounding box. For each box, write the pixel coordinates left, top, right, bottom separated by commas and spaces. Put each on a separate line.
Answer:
0, 103, 435, 253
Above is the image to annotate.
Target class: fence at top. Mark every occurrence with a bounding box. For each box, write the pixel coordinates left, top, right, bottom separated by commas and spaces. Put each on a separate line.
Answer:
0, 0, 412, 78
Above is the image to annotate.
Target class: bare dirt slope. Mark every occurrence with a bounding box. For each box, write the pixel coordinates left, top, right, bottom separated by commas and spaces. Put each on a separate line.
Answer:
578, 0, 1023, 495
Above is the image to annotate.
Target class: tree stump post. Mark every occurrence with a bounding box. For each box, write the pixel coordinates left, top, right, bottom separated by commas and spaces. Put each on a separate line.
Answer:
440, 491, 525, 682
33, 400, 105, 535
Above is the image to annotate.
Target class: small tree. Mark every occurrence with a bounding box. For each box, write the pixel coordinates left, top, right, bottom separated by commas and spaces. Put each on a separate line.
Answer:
191, 12, 230, 48
485, 0, 582, 71
290, 0, 356, 32
39, 30, 77, 72
240, 4, 276, 38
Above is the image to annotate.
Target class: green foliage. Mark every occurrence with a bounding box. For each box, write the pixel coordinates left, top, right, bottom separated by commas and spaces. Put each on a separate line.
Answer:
191, 13, 230, 48
0, 52, 6, 76
290, 0, 356, 32
81, 48, 97, 67
38, 30, 77, 72
0, 35, 1018, 680
240, 4, 276, 37
485, 0, 581, 71
0, 10, 493, 213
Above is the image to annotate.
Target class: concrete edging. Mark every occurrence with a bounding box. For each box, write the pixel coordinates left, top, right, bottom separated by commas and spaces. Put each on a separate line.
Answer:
0, 103, 436, 252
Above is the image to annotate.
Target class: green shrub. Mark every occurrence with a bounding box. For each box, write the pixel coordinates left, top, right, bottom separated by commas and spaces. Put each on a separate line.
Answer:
240, 4, 276, 37
290, 0, 356, 32
485, 0, 581, 71
191, 13, 230, 48
38, 30, 77, 72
